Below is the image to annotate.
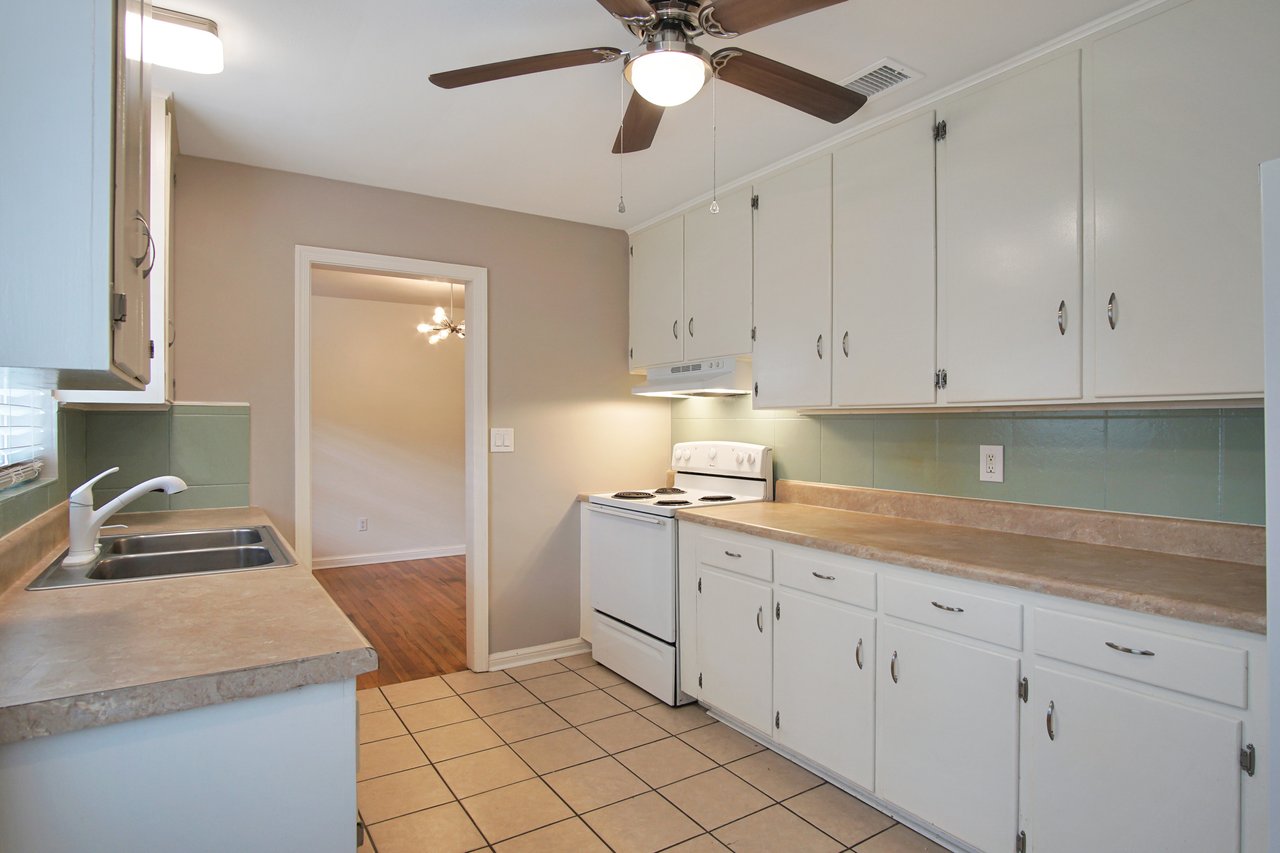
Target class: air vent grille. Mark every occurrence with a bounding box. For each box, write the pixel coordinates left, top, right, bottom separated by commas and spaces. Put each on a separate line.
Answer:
844, 59, 919, 99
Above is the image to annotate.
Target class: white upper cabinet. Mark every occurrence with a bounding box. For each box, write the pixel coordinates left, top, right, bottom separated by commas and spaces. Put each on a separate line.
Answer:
0, 0, 153, 390
683, 187, 754, 362
938, 52, 1082, 404
753, 156, 833, 408
1092, 0, 1280, 399
628, 217, 684, 370
832, 113, 938, 407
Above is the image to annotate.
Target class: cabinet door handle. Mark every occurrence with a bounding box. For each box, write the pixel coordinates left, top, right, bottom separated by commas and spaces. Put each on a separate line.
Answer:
756, 606, 764, 633
842, 331, 849, 358
1105, 641, 1155, 657
816, 334, 824, 359
855, 638, 864, 670
890, 651, 899, 683
1046, 700, 1056, 741
1107, 293, 1118, 330
672, 320, 679, 340
688, 317, 694, 338
133, 214, 157, 278
1057, 300, 1067, 335
723, 550, 741, 559
811, 571, 835, 581
930, 600, 964, 613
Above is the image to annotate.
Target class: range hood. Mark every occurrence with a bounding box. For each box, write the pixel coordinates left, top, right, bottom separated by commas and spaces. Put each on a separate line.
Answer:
631, 358, 751, 398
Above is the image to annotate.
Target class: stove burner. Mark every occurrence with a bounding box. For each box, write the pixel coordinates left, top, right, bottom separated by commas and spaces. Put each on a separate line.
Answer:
612, 491, 655, 500
654, 499, 692, 506
654, 487, 686, 495
698, 495, 736, 502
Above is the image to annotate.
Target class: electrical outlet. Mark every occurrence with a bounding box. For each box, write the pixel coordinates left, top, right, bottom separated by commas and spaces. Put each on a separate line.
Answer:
979, 445, 1004, 483
357, 517, 368, 532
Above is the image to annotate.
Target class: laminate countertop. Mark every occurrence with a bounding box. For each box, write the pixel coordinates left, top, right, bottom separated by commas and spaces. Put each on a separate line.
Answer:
677, 502, 1265, 634
0, 506, 376, 744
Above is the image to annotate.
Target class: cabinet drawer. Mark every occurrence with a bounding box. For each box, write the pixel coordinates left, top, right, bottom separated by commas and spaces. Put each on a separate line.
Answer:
1033, 609, 1247, 708
696, 534, 772, 582
776, 552, 875, 610
882, 576, 1022, 649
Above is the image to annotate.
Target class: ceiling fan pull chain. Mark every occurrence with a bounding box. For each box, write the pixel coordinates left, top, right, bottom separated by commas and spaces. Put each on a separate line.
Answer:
709, 74, 720, 214
617, 73, 627, 214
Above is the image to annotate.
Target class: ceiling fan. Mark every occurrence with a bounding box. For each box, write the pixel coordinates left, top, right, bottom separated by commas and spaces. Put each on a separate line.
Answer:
429, 0, 868, 154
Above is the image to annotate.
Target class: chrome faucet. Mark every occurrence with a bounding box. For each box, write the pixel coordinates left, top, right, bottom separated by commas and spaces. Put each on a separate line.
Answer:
64, 468, 189, 566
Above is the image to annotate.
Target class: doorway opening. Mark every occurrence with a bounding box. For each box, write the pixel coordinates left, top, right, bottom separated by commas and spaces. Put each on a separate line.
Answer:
294, 247, 489, 681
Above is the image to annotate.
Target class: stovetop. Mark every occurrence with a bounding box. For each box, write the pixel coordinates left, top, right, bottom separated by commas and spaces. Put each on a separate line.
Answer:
587, 442, 774, 518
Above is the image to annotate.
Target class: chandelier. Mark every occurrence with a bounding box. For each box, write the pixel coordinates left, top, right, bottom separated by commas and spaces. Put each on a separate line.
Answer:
416, 283, 465, 344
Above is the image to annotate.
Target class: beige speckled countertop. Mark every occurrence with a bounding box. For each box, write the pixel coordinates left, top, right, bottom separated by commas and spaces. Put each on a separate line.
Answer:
0, 506, 376, 744
677, 502, 1265, 634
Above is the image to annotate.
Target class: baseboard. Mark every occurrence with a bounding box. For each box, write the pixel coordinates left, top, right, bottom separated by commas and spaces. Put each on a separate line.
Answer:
487, 638, 593, 671
311, 545, 465, 570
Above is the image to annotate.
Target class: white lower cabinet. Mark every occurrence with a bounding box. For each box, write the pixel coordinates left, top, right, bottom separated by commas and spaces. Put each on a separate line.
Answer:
876, 621, 1021, 853
773, 588, 875, 789
1028, 666, 1242, 853
696, 565, 773, 735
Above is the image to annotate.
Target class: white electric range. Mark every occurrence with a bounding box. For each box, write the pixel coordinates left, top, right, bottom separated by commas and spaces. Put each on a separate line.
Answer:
585, 442, 774, 705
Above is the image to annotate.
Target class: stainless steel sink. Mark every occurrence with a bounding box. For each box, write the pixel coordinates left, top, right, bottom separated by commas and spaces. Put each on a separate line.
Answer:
27, 525, 295, 590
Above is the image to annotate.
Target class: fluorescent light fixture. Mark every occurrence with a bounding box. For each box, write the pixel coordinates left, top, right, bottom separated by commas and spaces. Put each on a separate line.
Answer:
132, 7, 224, 74
625, 41, 710, 107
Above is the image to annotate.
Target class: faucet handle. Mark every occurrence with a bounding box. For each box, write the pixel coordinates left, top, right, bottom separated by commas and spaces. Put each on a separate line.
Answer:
70, 468, 120, 507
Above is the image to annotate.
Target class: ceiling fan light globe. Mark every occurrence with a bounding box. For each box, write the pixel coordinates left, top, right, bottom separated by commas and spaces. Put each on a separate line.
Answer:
626, 48, 710, 107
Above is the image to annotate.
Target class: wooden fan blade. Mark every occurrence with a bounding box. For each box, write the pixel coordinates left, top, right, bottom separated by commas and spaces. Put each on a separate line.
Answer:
595, 0, 655, 20
612, 92, 665, 154
429, 47, 622, 89
712, 49, 867, 123
699, 0, 847, 36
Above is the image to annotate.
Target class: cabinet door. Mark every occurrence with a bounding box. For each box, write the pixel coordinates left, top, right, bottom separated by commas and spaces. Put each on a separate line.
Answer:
684, 187, 753, 361
1092, 0, 1280, 398
1029, 666, 1242, 853
629, 217, 685, 369
939, 53, 1082, 403
832, 113, 937, 406
752, 157, 832, 408
697, 566, 772, 734
876, 621, 1019, 853
774, 589, 875, 789
110, 0, 152, 383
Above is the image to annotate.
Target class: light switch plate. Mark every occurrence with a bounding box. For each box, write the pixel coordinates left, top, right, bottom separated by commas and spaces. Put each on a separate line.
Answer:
979, 444, 1004, 483
490, 428, 514, 453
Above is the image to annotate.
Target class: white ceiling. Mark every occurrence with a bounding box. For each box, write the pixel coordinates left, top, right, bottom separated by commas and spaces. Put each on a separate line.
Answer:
155, 0, 1138, 229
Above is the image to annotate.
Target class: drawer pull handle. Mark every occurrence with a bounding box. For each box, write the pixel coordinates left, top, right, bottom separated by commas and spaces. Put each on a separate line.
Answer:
1046, 700, 1056, 741
855, 638, 864, 670
811, 572, 836, 581
756, 606, 764, 633
890, 651, 899, 683
930, 601, 964, 613
724, 550, 741, 559
1105, 641, 1155, 657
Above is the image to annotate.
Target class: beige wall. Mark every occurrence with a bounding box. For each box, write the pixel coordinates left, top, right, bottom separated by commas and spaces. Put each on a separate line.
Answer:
311, 295, 465, 564
172, 156, 670, 653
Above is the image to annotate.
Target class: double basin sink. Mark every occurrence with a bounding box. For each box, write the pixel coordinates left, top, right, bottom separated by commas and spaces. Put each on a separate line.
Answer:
28, 526, 295, 590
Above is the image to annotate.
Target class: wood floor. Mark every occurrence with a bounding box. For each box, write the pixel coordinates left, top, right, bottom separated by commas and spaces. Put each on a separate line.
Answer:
314, 555, 467, 689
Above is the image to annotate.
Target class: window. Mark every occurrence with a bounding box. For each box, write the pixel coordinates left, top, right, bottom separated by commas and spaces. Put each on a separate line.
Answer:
0, 384, 55, 494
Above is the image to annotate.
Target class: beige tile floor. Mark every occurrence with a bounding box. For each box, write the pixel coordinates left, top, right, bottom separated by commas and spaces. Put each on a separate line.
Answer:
355, 653, 948, 853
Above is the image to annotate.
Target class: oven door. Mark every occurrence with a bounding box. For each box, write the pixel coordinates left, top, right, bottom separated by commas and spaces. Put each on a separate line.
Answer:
586, 503, 677, 643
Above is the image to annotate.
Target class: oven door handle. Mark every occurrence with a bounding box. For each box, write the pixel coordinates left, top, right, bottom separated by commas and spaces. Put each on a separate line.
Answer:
586, 504, 669, 525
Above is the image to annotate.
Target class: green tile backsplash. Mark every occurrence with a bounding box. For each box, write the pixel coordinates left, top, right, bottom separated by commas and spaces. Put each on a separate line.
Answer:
671, 397, 1266, 525
0, 404, 251, 539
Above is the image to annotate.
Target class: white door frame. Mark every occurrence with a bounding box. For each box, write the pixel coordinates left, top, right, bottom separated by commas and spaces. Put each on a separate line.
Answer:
294, 245, 490, 671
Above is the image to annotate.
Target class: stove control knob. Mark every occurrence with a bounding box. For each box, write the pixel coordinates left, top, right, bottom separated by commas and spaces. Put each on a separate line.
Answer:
747, 453, 757, 465
707, 448, 717, 460
682, 448, 693, 461
734, 451, 744, 464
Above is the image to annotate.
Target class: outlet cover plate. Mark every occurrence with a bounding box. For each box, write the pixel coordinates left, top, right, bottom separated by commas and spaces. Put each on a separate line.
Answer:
980, 445, 1004, 483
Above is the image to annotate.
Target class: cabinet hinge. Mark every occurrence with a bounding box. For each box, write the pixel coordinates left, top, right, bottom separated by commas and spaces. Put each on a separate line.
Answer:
933, 120, 947, 142
149, 340, 155, 359
111, 292, 128, 324
775, 602, 780, 620
698, 672, 703, 688
774, 711, 780, 730
934, 368, 948, 390
1241, 743, 1256, 777
1015, 830, 1026, 853
697, 577, 702, 593
751, 325, 757, 342
356, 820, 366, 849
1018, 676, 1029, 703
753, 381, 759, 398
751, 194, 759, 210
629, 245, 634, 257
